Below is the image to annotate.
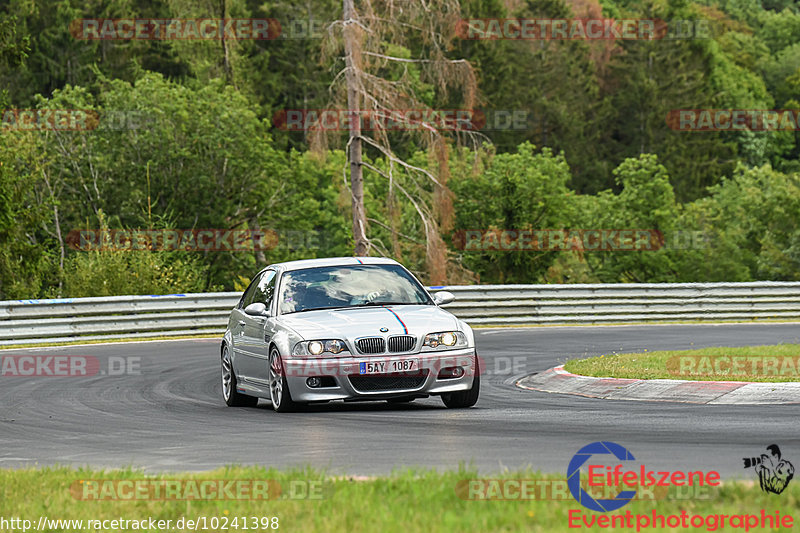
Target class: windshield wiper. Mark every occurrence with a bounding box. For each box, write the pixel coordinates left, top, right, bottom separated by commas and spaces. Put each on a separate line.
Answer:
285, 301, 425, 314
283, 306, 350, 314
351, 301, 415, 307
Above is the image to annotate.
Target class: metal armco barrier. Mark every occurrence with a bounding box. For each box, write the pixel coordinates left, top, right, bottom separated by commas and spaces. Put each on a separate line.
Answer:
1, 282, 799, 345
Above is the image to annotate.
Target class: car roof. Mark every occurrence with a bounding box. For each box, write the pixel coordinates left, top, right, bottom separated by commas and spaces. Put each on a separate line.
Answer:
268, 256, 401, 272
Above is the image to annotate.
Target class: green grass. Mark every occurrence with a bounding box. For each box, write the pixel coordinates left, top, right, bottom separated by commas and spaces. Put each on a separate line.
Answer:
0, 466, 798, 532
564, 344, 800, 382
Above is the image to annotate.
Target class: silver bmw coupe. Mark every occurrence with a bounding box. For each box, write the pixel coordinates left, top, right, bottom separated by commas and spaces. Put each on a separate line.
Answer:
221, 257, 479, 412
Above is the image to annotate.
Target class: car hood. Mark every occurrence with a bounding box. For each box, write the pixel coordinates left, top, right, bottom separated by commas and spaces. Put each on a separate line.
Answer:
277, 305, 460, 340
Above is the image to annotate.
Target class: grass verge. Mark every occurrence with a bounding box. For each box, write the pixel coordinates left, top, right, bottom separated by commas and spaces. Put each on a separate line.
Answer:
564, 344, 800, 382
1, 466, 798, 532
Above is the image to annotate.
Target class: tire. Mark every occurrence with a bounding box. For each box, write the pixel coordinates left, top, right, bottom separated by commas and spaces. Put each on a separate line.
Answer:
441, 357, 480, 409
221, 344, 258, 407
268, 348, 300, 413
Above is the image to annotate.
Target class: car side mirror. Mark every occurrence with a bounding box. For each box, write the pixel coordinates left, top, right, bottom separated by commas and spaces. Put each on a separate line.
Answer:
432, 291, 455, 305
244, 302, 269, 317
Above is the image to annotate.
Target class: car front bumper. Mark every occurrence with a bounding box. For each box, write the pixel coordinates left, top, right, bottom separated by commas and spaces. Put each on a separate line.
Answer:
282, 348, 477, 402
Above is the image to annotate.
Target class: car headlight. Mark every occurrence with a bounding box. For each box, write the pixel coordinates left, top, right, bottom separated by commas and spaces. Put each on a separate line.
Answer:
422, 331, 468, 350
292, 339, 349, 357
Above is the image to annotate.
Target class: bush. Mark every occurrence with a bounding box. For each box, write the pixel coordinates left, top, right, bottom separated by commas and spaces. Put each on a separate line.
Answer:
61, 248, 209, 297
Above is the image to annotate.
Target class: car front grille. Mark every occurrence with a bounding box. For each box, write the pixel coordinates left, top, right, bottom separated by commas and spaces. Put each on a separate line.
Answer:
348, 370, 429, 393
356, 337, 386, 355
387, 335, 415, 353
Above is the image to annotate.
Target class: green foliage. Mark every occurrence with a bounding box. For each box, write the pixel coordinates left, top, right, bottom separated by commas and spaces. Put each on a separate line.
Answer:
30, 73, 295, 292
62, 248, 209, 297
693, 164, 800, 281
0, 73, 357, 296
2, 0, 800, 294
537, 155, 800, 284
456, 0, 607, 191
757, 7, 800, 53
0, 134, 57, 299
451, 143, 574, 283
571, 154, 682, 282
59, 211, 212, 297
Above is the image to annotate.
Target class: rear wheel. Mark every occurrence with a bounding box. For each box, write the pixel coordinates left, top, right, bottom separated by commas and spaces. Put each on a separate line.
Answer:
221, 345, 258, 407
441, 357, 480, 409
268, 348, 300, 413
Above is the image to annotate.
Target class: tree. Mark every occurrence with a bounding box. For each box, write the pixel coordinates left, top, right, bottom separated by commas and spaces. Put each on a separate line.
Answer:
690, 164, 800, 281
574, 154, 681, 282
455, 0, 609, 193
450, 143, 575, 283
18, 73, 295, 294
0, 133, 57, 299
318, 0, 479, 283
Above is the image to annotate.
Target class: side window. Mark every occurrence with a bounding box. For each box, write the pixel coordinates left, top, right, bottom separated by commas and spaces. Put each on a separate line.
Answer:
252, 270, 277, 309
239, 272, 264, 309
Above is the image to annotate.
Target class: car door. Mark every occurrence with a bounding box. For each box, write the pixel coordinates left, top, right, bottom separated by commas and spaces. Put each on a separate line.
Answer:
229, 270, 264, 372
237, 269, 277, 385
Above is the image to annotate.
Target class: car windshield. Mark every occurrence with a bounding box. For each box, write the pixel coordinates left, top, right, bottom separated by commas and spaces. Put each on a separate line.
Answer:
278, 264, 432, 314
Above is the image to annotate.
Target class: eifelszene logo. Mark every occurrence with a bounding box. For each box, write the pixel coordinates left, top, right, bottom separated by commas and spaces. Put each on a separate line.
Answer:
567, 441, 721, 513
568, 441, 638, 512
743, 445, 795, 494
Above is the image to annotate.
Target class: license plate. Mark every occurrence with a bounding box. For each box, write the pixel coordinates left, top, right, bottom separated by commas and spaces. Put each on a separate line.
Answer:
359, 359, 419, 375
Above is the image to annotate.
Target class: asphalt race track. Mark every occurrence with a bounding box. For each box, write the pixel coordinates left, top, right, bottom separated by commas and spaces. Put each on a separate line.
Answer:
1, 323, 799, 477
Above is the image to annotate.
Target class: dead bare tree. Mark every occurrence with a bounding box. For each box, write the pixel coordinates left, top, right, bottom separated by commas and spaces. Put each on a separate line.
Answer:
317, 0, 483, 283
342, 0, 368, 256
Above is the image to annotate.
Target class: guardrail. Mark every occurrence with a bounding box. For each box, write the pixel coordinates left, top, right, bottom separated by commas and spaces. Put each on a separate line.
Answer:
1, 282, 799, 345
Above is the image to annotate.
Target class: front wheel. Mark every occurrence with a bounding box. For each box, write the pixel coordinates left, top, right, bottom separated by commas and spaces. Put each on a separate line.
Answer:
221, 345, 258, 407
441, 357, 480, 409
268, 348, 300, 413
